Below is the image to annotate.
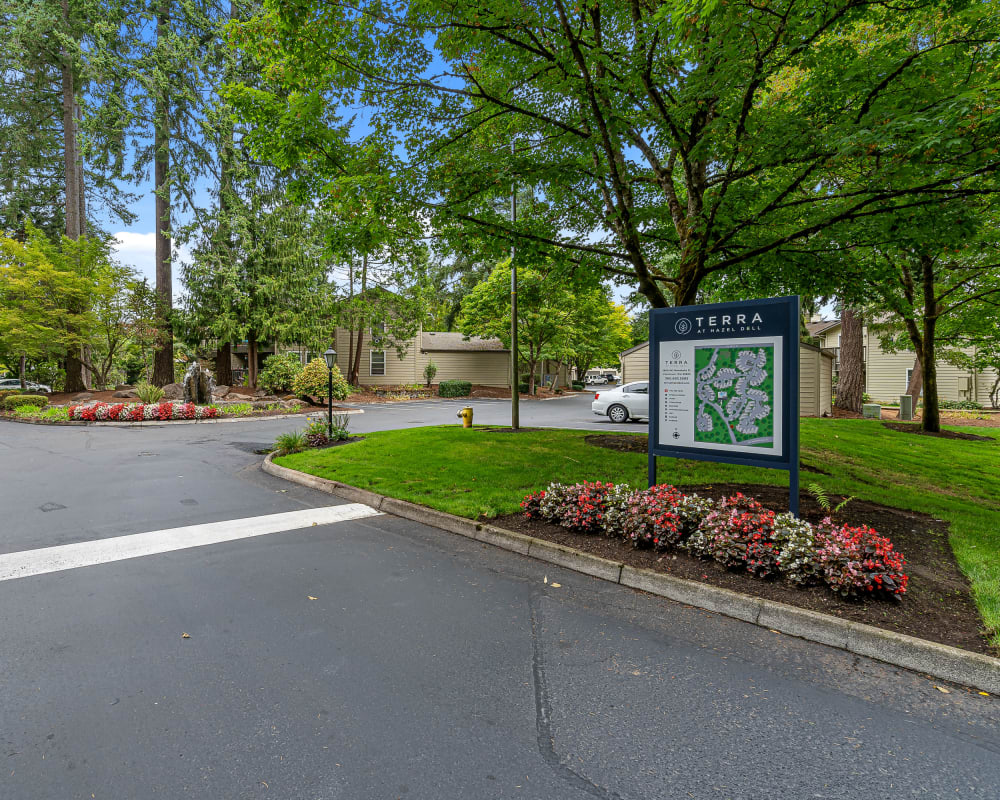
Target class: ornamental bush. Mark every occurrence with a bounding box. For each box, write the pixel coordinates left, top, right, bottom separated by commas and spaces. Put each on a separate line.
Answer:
438, 380, 472, 397
304, 419, 330, 447
772, 513, 819, 586
602, 483, 638, 539
538, 481, 612, 533
259, 353, 304, 394
813, 519, 908, 598
520, 488, 547, 519
687, 494, 780, 577
621, 484, 684, 549
293, 358, 350, 401
3, 394, 48, 410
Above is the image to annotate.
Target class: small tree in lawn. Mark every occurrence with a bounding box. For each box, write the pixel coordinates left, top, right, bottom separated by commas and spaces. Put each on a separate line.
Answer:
459, 261, 575, 395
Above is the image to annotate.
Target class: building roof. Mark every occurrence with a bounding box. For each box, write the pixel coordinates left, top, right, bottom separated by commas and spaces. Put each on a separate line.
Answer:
420, 332, 508, 353
620, 341, 648, 357
806, 319, 841, 337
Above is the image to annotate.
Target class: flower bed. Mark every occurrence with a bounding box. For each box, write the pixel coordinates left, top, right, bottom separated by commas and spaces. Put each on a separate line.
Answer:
67, 402, 219, 422
522, 482, 908, 600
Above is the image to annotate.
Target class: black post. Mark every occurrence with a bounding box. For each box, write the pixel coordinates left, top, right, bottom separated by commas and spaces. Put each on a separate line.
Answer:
327, 371, 333, 438
648, 453, 656, 488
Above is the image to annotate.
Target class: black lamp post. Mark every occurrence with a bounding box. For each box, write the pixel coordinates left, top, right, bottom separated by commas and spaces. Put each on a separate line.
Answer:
323, 348, 337, 438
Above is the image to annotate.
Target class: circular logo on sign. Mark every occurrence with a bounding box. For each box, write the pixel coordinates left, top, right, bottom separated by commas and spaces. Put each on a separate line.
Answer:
674, 318, 691, 335
671, 349, 682, 360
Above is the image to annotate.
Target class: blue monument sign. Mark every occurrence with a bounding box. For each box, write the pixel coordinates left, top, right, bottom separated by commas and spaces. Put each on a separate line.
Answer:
648, 296, 801, 515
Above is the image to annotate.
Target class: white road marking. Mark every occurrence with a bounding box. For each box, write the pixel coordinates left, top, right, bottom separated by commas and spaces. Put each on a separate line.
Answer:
0, 504, 382, 582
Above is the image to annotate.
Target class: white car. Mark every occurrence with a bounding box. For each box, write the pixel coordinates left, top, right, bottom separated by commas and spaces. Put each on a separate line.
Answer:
0, 378, 51, 393
591, 381, 649, 423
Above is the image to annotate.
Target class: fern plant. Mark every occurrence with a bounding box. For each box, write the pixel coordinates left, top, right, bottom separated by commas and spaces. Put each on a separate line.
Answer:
807, 483, 854, 519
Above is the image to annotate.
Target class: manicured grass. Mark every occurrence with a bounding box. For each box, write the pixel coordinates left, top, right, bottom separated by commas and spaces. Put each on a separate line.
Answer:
277, 419, 1000, 645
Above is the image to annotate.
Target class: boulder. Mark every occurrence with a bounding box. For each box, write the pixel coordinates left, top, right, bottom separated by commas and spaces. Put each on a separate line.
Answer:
212, 385, 230, 399
161, 383, 184, 400
251, 400, 279, 410
114, 384, 134, 391
282, 398, 307, 410
71, 392, 93, 402
112, 389, 138, 399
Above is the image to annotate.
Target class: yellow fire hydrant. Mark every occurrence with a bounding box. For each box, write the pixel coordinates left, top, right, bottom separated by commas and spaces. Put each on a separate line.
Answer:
457, 406, 474, 428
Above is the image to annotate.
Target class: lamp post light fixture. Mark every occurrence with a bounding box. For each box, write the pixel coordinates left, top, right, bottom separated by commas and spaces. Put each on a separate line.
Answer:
323, 348, 337, 438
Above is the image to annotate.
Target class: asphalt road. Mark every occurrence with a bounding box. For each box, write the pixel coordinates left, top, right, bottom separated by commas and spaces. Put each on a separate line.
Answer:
1, 397, 998, 799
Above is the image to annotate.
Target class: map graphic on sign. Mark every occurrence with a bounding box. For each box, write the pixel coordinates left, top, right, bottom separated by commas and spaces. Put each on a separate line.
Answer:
693, 345, 775, 447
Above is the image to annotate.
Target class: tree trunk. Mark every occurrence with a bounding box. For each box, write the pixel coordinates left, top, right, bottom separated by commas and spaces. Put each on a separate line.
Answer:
351, 328, 364, 387
60, 4, 88, 393
64, 352, 86, 393
350, 254, 367, 386
905, 356, 922, 407
19, 354, 26, 390
920, 255, 940, 433
61, 0, 80, 242
247, 336, 258, 389
215, 342, 233, 387
833, 307, 864, 413
151, 2, 174, 386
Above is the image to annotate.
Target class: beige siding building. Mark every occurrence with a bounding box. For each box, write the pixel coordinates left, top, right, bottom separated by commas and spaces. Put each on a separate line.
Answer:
234, 327, 511, 388
807, 319, 997, 406
619, 341, 834, 417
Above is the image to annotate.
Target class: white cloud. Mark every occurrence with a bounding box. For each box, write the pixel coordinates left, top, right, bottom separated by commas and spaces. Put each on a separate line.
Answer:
111, 231, 190, 302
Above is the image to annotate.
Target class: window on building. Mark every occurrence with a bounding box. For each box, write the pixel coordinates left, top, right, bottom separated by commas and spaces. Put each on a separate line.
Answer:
370, 321, 386, 348
370, 350, 386, 376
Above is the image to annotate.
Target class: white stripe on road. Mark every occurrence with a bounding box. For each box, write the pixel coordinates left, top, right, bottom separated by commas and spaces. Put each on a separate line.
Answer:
0, 504, 382, 582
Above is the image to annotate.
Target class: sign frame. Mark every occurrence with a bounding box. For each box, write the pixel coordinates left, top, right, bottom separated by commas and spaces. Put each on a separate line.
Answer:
647, 295, 800, 516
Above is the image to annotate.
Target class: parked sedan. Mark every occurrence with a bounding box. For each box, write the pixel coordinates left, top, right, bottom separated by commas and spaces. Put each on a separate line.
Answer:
0, 378, 51, 393
591, 381, 648, 423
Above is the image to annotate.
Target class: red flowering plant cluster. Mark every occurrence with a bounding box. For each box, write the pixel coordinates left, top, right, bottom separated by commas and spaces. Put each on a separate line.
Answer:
813, 520, 908, 598
686, 494, 781, 577
621, 485, 684, 550
519, 484, 909, 600
520, 489, 547, 520
68, 402, 219, 422
538, 481, 613, 533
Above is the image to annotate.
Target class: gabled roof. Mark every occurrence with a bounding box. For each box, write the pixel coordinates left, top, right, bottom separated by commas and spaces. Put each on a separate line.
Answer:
620, 342, 648, 357
421, 332, 508, 353
806, 319, 841, 337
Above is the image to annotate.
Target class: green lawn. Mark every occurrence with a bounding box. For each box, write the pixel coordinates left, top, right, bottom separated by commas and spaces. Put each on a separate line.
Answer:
276, 419, 1000, 645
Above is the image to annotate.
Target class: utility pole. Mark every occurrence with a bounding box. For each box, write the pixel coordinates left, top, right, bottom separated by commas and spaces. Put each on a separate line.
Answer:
510, 139, 519, 430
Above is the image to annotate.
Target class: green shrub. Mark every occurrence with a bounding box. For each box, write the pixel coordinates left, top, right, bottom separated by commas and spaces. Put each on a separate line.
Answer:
423, 360, 438, 386
571, 382, 584, 390
0, 389, 23, 402
438, 380, 472, 398
274, 430, 307, 455
135, 382, 164, 404
292, 358, 351, 401
518, 383, 529, 394
259, 352, 304, 394
3, 394, 48, 410
940, 399, 983, 410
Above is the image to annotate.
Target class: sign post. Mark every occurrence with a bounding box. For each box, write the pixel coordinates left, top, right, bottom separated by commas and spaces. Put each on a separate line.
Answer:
648, 296, 800, 516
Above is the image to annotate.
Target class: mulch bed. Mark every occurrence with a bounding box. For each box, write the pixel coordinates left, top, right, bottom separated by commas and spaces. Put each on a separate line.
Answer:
493, 483, 991, 655
881, 421, 994, 441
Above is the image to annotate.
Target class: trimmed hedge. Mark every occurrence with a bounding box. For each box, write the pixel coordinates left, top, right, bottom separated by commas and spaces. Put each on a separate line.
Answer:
438, 380, 472, 398
0, 389, 23, 402
3, 394, 48, 410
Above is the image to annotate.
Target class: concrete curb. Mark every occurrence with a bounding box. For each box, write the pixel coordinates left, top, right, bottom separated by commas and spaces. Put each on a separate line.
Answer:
0, 409, 362, 428
261, 454, 1000, 694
